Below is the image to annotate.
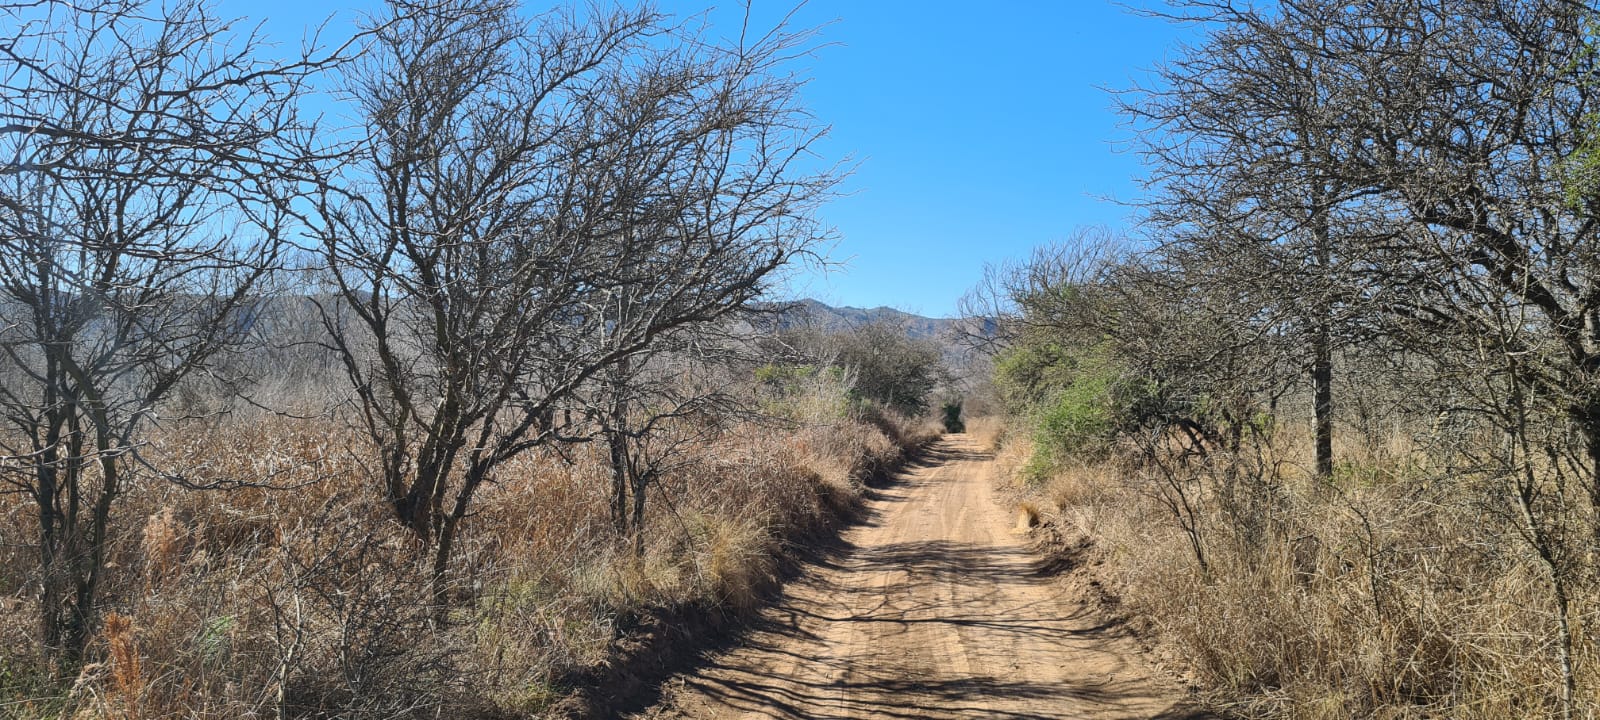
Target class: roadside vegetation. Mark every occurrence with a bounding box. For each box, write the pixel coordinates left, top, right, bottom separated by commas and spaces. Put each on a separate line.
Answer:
0, 369, 939, 718
964, 3, 1600, 718
0, 0, 948, 717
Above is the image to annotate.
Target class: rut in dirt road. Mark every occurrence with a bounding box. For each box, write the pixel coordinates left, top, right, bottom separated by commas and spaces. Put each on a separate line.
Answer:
641, 435, 1209, 720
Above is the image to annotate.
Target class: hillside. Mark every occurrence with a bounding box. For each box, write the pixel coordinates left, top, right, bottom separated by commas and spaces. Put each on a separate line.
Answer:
779, 299, 956, 340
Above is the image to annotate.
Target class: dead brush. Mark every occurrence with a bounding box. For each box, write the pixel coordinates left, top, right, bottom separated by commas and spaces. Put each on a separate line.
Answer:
986, 412, 1600, 719
1015, 501, 1043, 532
1046, 464, 1111, 510
797, 420, 892, 489
993, 433, 1036, 488
101, 612, 144, 720
965, 415, 1006, 450
0, 387, 934, 718
138, 508, 187, 589
695, 512, 776, 613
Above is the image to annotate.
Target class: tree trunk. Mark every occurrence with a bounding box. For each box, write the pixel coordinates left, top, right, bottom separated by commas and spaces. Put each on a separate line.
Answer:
1582, 402, 1600, 510
631, 470, 648, 557
431, 519, 454, 613
1309, 167, 1335, 481
1312, 323, 1334, 480
605, 360, 634, 539
37, 441, 62, 653
607, 429, 631, 537
67, 446, 121, 657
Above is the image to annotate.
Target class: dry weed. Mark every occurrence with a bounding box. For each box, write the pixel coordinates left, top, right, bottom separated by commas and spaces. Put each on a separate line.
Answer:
101, 612, 143, 720
0, 394, 930, 717
966, 415, 1006, 450
992, 416, 1597, 719
1015, 501, 1043, 532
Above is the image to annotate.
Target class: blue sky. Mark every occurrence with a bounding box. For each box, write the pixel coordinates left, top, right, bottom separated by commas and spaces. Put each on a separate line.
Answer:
235, 1, 1191, 318
694, 2, 1191, 318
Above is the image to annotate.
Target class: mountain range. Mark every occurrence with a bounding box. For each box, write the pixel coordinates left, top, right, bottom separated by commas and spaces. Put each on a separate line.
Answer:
779, 299, 956, 340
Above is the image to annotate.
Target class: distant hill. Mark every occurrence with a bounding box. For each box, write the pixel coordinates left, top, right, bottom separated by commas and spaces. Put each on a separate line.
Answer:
779, 299, 956, 340
771, 299, 990, 384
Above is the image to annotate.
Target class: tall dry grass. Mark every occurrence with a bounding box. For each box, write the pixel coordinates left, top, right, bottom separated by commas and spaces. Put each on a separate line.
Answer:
996, 419, 1600, 720
0, 400, 937, 718
964, 415, 1006, 452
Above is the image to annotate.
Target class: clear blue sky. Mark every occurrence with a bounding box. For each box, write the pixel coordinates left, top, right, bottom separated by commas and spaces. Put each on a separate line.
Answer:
234, 1, 1191, 318
699, 2, 1191, 318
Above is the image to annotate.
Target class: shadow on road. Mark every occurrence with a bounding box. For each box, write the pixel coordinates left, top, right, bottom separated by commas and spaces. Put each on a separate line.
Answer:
619, 437, 1217, 720
670, 535, 1211, 720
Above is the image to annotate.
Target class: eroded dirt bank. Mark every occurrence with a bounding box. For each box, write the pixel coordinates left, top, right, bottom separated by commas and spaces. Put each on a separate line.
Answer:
636, 435, 1208, 720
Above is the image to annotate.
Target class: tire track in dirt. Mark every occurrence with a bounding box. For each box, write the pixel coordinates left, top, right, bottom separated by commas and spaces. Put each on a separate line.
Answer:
638, 435, 1209, 720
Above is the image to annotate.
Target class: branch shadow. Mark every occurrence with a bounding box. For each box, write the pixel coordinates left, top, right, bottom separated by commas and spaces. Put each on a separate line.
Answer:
600, 438, 1219, 719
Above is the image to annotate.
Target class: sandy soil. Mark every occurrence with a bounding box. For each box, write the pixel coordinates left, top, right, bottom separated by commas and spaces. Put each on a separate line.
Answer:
637, 435, 1209, 720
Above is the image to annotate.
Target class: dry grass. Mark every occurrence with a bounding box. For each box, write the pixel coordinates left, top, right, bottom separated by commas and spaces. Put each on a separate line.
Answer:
999, 418, 1600, 720
965, 415, 1006, 451
0, 399, 934, 718
102, 612, 143, 720
1014, 501, 1043, 532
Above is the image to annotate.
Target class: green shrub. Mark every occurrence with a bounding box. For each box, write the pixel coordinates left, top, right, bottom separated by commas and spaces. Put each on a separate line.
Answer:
993, 341, 1076, 409
994, 341, 1143, 482
1026, 367, 1115, 477
834, 322, 944, 416
941, 401, 965, 433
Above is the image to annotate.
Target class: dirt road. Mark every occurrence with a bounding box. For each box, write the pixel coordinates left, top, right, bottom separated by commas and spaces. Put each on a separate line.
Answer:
640, 435, 1206, 720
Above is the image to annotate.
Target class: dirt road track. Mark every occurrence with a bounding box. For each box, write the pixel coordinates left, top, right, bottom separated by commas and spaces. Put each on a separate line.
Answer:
638, 435, 1209, 720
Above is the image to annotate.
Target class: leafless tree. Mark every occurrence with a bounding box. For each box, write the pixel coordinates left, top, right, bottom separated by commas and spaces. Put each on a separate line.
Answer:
1317, 8, 1600, 707
310, 0, 835, 603
1121, 0, 1391, 479
956, 227, 1132, 360
583, 329, 746, 554
0, 0, 331, 660
1326, 0, 1600, 482
1121, 2, 1600, 713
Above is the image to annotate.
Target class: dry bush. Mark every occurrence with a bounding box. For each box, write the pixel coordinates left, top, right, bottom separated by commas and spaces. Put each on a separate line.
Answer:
0, 383, 929, 718
965, 415, 1006, 451
992, 431, 1034, 485
997, 415, 1599, 720
1043, 464, 1113, 512
102, 612, 143, 719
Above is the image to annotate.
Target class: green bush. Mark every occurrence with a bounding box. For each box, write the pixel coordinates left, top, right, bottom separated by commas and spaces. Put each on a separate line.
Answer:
993, 341, 1149, 482
941, 401, 965, 433
1024, 364, 1116, 478
993, 341, 1076, 410
834, 322, 944, 416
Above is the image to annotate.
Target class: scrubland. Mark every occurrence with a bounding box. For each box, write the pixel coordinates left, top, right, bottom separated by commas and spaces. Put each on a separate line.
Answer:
0, 386, 937, 719
0, 0, 921, 716
984, 414, 1598, 720
955, 4, 1600, 718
